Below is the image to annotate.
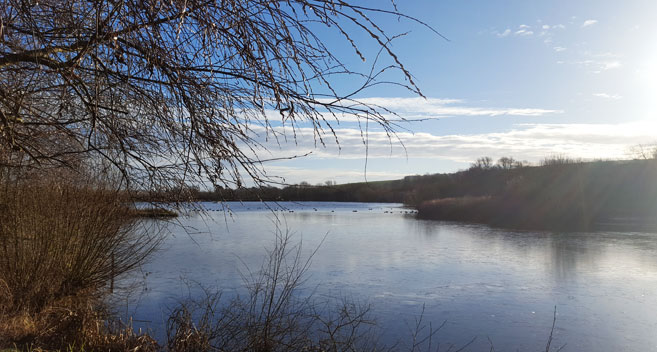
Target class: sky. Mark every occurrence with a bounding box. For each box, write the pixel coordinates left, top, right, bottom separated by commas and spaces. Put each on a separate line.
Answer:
253, 0, 657, 186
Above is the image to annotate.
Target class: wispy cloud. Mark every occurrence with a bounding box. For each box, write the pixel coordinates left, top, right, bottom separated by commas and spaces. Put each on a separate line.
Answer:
493, 21, 570, 52
593, 93, 623, 100
562, 59, 622, 73
582, 19, 598, 28
557, 51, 623, 73
515, 29, 534, 36
514, 24, 534, 36
496, 29, 512, 37
319, 97, 562, 120
241, 119, 657, 183
493, 22, 565, 40
251, 121, 657, 165
602, 61, 622, 70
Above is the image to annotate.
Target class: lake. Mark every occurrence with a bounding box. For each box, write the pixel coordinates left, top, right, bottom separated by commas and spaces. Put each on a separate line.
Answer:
119, 201, 657, 351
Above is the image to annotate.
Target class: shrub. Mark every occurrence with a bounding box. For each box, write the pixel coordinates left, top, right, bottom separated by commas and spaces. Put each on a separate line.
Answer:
0, 172, 161, 314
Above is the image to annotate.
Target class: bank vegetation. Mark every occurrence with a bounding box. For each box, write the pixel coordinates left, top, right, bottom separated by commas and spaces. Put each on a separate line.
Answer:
174, 155, 657, 231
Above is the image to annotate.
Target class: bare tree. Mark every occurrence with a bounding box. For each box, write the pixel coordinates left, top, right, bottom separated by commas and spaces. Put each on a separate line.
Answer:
471, 156, 493, 170
496, 156, 516, 170
628, 143, 657, 160
540, 154, 578, 166
512, 159, 529, 168
0, 0, 439, 194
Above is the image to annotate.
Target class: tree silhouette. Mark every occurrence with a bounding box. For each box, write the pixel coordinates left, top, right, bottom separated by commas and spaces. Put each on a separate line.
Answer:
472, 156, 493, 170
497, 156, 516, 170
0, 0, 438, 194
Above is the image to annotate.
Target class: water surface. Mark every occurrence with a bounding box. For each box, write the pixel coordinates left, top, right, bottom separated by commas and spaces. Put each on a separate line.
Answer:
120, 202, 657, 351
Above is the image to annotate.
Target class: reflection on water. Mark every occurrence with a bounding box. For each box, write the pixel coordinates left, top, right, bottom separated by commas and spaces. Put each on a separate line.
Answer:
119, 202, 657, 351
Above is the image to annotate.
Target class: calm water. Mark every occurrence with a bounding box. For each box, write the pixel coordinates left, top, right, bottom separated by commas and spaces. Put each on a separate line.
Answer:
119, 202, 657, 351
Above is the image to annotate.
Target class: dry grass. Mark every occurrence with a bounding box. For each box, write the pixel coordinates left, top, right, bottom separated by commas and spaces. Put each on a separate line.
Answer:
0, 295, 159, 351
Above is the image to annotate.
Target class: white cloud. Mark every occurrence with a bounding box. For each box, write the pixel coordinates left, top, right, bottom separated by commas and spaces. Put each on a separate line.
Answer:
582, 19, 598, 28
496, 29, 511, 37
553, 46, 567, 52
593, 93, 623, 100
495, 21, 568, 48
586, 51, 621, 59
494, 23, 563, 40
603, 61, 622, 70
567, 59, 623, 73
317, 97, 561, 120
238, 119, 657, 183
249, 121, 657, 167
515, 29, 534, 36
558, 52, 624, 73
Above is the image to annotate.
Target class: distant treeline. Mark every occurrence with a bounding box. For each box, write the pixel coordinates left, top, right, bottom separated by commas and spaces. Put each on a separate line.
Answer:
140, 155, 657, 231
150, 156, 541, 204
415, 157, 657, 230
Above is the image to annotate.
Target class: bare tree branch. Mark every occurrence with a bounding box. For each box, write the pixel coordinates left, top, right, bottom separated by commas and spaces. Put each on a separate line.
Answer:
0, 0, 441, 196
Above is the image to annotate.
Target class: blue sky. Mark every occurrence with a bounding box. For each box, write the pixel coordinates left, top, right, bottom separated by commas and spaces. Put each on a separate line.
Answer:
254, 0, 657, 185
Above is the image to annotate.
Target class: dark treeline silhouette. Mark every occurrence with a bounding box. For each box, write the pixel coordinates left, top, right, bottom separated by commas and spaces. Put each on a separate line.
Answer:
416, 157, 657, 230
152, 155, 657, 231
148, 156, 538, 204
171, 180, 411, 203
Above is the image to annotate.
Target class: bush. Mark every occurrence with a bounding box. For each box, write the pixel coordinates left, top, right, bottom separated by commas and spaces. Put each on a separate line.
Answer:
0, 172, 161, 315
